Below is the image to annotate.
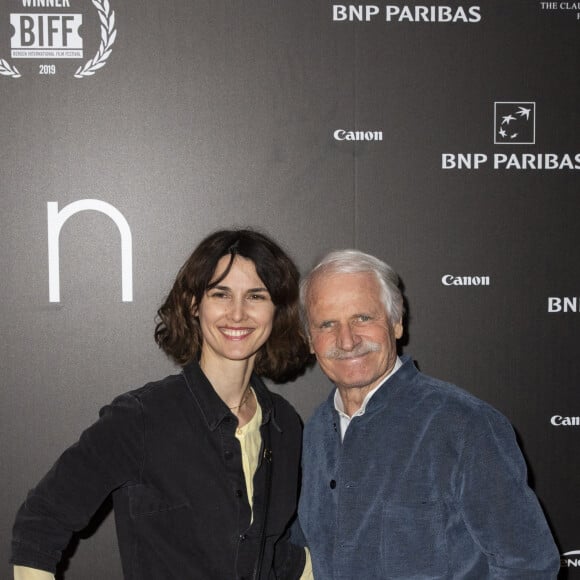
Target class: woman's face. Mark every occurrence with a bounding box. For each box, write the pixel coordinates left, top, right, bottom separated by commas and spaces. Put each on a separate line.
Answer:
196, 255, 275, 369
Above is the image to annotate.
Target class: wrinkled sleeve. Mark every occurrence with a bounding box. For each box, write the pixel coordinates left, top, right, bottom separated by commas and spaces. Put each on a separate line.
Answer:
10, 393, 144, 573
287, 518, 313, 580
272, 525, 307, 580
289, 516, 307, 548
458, 409, 560, 579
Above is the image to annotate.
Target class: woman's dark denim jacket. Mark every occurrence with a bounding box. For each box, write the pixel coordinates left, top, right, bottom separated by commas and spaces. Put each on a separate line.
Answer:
11, 360, 305, 579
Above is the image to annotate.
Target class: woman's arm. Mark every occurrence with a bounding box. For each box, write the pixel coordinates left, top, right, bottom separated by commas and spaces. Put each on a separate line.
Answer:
11, 393, 144, 572
14, 566, 54, 580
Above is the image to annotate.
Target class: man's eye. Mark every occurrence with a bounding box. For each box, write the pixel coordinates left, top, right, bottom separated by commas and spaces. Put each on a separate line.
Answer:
319, 321, 334, 329
357, 315, 371, 322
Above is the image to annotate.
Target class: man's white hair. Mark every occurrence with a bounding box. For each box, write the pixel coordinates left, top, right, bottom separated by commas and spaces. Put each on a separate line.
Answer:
300, 249, 404, 328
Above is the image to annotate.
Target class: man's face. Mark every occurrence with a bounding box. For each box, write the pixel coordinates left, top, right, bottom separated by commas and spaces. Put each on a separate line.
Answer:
306, 271, 403, 393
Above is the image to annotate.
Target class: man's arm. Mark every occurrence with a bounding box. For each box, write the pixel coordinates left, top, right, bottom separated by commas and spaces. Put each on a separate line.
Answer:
458, 409, 560, 578
289, 517, 313, 580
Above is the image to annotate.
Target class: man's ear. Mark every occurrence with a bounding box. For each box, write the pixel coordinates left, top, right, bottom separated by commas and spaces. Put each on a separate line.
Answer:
394, 320, 404, 340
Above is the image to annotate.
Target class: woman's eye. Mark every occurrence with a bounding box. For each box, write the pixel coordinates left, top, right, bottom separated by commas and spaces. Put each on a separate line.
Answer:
210, 292, 229, 299
248, 293, 269, 301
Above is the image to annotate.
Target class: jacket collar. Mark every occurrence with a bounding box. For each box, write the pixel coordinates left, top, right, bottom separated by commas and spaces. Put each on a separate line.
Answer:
181, 358, 275, 431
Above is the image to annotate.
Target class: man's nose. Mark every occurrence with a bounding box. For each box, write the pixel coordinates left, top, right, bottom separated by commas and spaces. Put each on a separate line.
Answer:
336, 323, 360, 351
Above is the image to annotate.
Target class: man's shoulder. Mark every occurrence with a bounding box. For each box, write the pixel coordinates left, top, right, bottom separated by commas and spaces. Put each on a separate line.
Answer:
406, 369, 509, 426
304, 393, 335, 430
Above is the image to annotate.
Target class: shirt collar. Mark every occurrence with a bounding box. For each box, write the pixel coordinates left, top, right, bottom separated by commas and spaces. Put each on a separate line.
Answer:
182, 358, 273, 431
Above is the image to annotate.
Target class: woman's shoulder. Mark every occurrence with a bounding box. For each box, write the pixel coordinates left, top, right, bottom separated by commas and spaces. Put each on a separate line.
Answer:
250, 374, 300, 421
109, 371, 189, 414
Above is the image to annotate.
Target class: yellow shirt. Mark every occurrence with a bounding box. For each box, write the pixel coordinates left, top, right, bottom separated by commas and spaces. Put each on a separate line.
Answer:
235, 392, 262, 523
235, 397, 313, 579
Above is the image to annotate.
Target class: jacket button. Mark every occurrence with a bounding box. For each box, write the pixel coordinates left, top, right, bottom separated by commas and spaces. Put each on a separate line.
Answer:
235, 489, 243, 497
224, 451, 233, 460
240, 534, 247, 541
329, 479, 336, 489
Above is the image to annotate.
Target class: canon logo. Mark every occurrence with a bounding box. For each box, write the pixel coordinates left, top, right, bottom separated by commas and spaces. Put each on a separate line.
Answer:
333, 130, 383, 142
551, 415, 580, 426
548, 297, 580, 313
441, 275, 490, 286
561, 550, 580, 568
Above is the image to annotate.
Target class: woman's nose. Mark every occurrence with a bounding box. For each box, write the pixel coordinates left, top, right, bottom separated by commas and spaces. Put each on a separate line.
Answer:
228, 297, 247, 321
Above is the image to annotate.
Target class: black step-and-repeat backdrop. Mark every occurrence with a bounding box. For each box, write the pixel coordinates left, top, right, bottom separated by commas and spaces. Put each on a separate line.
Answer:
2, 1, 579, 577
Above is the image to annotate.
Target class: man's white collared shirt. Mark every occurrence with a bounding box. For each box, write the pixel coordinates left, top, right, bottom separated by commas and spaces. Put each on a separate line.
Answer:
333, 356, 402, 441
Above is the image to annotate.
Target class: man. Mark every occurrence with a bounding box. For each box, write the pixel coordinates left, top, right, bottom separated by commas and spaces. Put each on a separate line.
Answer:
295, 249, 560, 579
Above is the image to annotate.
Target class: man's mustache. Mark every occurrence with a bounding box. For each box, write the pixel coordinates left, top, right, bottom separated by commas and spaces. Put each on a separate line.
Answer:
323, 341, 381, 360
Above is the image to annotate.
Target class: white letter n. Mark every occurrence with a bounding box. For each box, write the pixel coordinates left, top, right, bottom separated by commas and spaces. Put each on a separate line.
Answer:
47, 199, 133, 303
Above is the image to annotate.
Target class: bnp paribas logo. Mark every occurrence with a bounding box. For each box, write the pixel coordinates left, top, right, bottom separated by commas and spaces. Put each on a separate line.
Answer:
494, 101, 536, 145
1, 0, 116, 79
442, 99, 580, 170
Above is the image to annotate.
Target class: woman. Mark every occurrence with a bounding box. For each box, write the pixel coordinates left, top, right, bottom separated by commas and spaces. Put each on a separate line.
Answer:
12, 229, 311, 580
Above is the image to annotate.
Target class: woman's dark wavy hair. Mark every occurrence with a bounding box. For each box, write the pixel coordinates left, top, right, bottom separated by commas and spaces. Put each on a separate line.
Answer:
155, 228, 312, 383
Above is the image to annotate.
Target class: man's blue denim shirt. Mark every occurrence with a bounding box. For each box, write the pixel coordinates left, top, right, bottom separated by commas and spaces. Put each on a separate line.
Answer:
297, 355, 560, 579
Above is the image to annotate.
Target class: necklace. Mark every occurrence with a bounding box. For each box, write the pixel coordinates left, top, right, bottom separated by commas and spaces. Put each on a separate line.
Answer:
228, 385, 252, 410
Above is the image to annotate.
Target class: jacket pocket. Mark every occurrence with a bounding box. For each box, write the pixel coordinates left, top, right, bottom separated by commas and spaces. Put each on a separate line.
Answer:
380, 499, 448, 578
128, 484, 189, 517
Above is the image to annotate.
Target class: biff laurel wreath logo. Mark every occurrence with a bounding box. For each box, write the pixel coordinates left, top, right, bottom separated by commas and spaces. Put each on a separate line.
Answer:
1, 0, 116, 79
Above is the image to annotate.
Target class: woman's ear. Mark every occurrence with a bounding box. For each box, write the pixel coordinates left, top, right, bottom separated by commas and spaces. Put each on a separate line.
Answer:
190, 297, 198, 317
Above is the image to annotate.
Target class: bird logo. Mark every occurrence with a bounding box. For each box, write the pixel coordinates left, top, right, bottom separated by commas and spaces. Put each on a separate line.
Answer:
494, 102, 535, 145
